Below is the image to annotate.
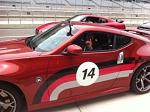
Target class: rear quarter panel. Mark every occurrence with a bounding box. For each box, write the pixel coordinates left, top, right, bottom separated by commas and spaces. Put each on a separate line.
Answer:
102, 22, 126, 29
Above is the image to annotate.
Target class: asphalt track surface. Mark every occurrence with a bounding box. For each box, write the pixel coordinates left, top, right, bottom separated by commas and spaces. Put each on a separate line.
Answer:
0, 29, 149, 112
0, 29, 34, 40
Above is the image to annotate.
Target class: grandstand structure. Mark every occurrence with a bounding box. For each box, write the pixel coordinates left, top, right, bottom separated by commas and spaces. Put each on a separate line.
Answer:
0, 0, 150, 27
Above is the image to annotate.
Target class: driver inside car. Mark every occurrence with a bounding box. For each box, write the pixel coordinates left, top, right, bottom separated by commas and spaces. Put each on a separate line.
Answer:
84, 33, 94, 51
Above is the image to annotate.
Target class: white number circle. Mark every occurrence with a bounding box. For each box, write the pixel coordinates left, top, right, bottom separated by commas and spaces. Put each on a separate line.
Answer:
76, 62, 99, 86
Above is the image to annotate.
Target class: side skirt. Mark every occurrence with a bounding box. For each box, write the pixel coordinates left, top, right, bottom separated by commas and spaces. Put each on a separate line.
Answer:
30, 86, 129, 111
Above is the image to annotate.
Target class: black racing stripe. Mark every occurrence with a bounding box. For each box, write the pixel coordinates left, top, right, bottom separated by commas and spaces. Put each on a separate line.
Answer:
33, 66, 78, 104
33, 57, 134, 104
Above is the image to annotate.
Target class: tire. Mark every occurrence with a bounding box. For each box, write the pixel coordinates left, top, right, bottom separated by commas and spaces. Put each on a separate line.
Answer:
0, 84, 26, 112
131, 62, 150, 94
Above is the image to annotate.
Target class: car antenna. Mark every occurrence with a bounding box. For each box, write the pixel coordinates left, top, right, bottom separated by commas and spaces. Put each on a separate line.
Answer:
67, 21, 73, 36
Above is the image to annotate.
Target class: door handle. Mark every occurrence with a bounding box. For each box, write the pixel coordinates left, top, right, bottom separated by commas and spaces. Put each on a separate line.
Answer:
117, 52, 124, 64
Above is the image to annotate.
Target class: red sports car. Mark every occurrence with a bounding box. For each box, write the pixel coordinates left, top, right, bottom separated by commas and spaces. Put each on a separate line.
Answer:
36, 14, 126, 34
0, 22, 150, 112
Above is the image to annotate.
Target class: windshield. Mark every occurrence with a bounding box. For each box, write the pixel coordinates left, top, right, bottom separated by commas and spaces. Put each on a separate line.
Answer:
27, 23, 79, 52
66, 15, 85, 22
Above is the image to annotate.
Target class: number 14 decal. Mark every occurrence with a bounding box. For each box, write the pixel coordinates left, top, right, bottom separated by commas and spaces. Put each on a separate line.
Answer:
76, 62, 99, 86
82, 68, 95, 80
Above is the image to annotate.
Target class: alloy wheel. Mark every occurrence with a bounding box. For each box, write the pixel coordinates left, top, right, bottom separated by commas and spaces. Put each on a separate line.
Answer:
0, 89, 16, 112
136, 66, 150, 92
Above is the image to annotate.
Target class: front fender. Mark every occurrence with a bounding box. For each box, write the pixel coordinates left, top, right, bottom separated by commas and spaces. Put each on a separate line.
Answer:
0, 61, 19, 83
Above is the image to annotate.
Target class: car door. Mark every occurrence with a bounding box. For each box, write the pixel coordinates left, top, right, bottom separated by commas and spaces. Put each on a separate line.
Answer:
45, 31, 128, 102
69, 32, 134, 98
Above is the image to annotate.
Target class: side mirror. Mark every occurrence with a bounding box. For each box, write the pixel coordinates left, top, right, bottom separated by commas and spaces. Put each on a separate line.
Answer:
67, 44, 82, 55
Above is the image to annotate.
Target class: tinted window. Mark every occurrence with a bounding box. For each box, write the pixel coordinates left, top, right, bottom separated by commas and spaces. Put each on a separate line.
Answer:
99, 18, 108, 23
73, 32, 115, 52
115, 35, 131, 49
73, 32, 131, 52
82, 17, 107, 23
82, 17, 97, 23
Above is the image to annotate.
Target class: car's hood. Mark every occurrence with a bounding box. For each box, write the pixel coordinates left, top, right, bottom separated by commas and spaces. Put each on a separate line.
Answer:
0, 37, 32, 55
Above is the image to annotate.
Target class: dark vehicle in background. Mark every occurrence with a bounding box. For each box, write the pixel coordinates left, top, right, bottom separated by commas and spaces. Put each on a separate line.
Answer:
137, 22, 150, 31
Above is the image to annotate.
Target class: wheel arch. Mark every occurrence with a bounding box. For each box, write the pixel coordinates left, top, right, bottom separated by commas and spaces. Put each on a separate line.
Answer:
0, 80, 28, 110
130, 60, 150, 89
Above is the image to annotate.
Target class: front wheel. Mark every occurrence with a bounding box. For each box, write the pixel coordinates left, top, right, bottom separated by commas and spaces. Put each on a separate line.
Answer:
131, 62, 150, 94
0, 85, 25, 112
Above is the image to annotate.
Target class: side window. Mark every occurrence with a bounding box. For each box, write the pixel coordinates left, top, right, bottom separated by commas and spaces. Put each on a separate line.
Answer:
82, 17, 99, 23
115, 35, 131, 49
99, 18, 108, 23
73, 32, 115, 52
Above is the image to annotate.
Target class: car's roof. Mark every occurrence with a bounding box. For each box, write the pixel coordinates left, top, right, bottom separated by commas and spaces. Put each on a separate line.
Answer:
70, 22, 150, 43
69, 22, 120, 34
